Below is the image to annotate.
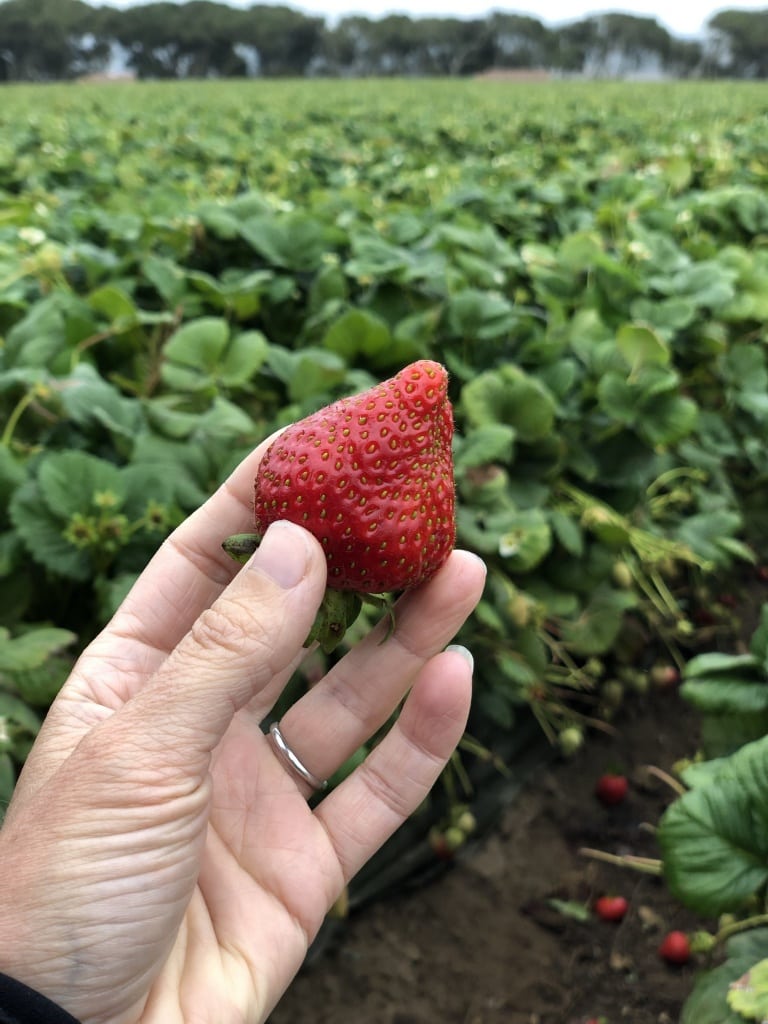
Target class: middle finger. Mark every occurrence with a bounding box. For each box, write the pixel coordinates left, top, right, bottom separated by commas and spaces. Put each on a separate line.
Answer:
271, 549, 486, 794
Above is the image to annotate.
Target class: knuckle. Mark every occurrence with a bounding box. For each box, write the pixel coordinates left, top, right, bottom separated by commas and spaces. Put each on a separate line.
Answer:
188, 600, 254, 659
359, 756, 414, 820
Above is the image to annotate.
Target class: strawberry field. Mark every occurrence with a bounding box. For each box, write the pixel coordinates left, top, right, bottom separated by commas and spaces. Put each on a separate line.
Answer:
2, 78, 768, 1021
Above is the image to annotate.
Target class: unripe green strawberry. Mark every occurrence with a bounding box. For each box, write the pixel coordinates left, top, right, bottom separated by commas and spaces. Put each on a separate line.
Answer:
253, 360, 455, 594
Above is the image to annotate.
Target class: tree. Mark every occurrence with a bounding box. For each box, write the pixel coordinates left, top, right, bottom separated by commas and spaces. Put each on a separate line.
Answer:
0, 0, 105, 80
487, 13, 555, 69
238, 5, 324, 77
558, 13, 688, 78
706, 9, 768, 77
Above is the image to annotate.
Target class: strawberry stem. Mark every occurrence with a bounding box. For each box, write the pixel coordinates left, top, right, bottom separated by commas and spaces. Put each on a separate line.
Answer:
578, 847, 662, 875
221, 532, 262, 563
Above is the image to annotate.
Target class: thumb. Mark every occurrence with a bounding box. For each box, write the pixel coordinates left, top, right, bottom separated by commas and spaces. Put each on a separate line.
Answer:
91, 521, 327, 776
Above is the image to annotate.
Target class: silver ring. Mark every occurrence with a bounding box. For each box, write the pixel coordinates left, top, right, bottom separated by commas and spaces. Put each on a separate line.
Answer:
269, 722, 328, 792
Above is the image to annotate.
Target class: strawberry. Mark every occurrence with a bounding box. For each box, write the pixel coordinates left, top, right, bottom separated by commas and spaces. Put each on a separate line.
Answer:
224, 360, 456, 650
658, 930, 691, 965
594, 895, 629, 922
594, 772, 628, 806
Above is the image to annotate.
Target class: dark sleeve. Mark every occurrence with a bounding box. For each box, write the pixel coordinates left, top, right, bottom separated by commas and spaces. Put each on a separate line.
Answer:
0, 973, 81, 1024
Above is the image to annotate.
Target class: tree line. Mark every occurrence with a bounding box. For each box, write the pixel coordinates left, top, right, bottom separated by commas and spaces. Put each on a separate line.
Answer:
1, 0, 767, 82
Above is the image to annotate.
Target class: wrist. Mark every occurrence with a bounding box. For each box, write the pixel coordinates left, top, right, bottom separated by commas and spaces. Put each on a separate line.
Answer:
0, 832, 75, 1023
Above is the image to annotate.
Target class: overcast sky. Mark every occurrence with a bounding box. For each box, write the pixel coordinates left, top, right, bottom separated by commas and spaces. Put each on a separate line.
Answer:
100, 1, 767, 39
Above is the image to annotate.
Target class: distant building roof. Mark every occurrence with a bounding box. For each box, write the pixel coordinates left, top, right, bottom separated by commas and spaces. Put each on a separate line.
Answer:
474, 68, 551, 81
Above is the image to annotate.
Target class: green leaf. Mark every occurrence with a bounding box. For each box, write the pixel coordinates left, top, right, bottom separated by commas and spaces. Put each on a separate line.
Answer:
630, 296, 697, 332
4, 296, 66, 368
461, 364, 557, 443
322, 309, 391, 361
195, 397, 257, 441
162, 317, 230, 390
680, 679, 768, 715
0, 628, 75, 673
0, 447, 25, 515
269, 347, 348, 403
676, 510, 744, 568
454, 424, 516, 470
561, 585, 637, 656
0, 691, 41, 734
10, 655, 72, 707
38, 452, 124, 518
446, 289, 517, 340
547, 898, 591, 922
219, 330, 269, 388
728, 957, 768, 1021
130, 435, 210, 508
596, 373, 637, 426
59, 365, 144, 439
96, 572, 138, 624
142, 254, 187, 308
700, 712, 768, 760
640, 393, 698, 447
679, 755, 732, 790
750, 605, 768, 673
9, 480, 92, 580
658, 735, 768, 915
497, 509, 552, 572
664, 155, 693, 192
617, 323, 670, 370
682, 930, 768, 1024
0, 752, 15, 813
239, 213, 328, 271
651, 260, 737, 309
88, 284, 139, 326
684, 651, 761, 680
548, 510, 584, 557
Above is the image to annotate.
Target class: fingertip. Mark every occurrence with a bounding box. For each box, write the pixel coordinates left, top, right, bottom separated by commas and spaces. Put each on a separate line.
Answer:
452, 548, 488, 586
403, 649, 473, 755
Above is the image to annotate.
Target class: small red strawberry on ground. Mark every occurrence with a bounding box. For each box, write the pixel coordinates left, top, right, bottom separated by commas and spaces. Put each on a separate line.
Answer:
594, 895, 629, 922
224, 360, 456, 651
595, 772, 628, 806
658, 930, 691, 965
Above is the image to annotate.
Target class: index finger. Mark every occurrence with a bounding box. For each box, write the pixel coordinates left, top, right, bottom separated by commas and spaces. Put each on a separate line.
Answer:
110, 432, 281, 656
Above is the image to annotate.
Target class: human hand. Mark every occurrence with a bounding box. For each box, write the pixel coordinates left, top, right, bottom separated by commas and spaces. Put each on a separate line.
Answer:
0, 432, 485, 1024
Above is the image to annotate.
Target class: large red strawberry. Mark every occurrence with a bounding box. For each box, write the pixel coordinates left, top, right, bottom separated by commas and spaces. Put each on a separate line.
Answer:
224, 360, 456, 649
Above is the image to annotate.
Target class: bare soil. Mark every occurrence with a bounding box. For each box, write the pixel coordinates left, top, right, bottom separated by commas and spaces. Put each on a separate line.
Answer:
269, 691, 705, 1024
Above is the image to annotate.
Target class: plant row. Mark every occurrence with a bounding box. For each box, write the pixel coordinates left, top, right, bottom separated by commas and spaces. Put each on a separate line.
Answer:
0, 81, 767, 838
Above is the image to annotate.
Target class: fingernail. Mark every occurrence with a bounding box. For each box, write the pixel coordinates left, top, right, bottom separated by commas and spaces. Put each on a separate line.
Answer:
446, 644, 474, 672
456, 549, 488, 577
250, 521, 311, 589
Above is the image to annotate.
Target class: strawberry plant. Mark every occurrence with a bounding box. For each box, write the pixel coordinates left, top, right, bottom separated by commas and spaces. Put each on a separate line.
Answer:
578, 606, 768, 1022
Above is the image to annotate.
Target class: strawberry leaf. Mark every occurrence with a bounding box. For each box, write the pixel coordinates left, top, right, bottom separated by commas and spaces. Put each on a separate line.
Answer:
38, 451, 125, 518
658, 735, 768, 916
322, 309, 391, 361
9, 480, 92, 580
0, 627, 75, 673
